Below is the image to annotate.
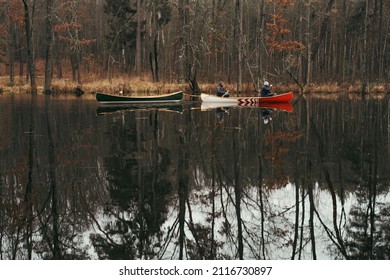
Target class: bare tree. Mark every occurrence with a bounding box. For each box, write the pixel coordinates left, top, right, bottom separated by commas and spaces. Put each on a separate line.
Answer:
135, 0, 142, 76
44, 0, 55, 94
22, 0, 36, 93
235, 0, 243, 95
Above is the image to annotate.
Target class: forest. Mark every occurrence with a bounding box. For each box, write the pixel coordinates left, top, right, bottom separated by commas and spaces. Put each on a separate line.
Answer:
0, 0, 389, 95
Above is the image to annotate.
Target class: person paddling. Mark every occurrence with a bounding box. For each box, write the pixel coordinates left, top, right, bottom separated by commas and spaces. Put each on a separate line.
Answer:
260, 81, 273, 97
217, 81, 229, 97
261, 108, 273, 124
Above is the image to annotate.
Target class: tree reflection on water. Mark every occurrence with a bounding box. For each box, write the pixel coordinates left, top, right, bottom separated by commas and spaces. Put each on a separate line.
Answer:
0, 94, 389, 259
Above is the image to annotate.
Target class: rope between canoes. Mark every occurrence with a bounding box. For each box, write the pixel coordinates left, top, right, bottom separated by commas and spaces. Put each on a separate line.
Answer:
183, 93, 201, 98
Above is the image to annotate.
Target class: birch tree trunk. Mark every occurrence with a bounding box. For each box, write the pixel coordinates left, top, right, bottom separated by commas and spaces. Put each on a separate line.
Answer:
177, 0, 187, 83
236, 0, 243, 95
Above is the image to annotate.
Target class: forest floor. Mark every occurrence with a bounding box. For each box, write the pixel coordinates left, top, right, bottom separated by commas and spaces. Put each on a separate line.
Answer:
1, 75, 389, 100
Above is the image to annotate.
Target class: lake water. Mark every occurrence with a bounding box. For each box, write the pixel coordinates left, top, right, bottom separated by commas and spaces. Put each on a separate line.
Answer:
0, 93, 389, 260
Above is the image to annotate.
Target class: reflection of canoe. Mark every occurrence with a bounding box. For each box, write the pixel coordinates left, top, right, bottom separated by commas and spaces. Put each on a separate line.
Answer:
96, 104, 183, 115
96, 91, 183, 104
200, 102, 236, 110
240, 102, 293, 112
201, 102, 293, 112
201, 92, 293, 104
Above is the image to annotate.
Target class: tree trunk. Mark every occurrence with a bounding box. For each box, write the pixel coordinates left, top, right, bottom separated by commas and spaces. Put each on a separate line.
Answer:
19, 36, 24, 78
44, 0, 54, 94
135, 0, 142, 76
177, 126, 189, 260
378, 0, 384, 78
236, 0, 243, 95
149, 51, 155, 82
8, 21, 16, 85
149, 1, 160, 82
362, 0, 369, 96
292, 178, 300, 259
55, 40, 63, 79
25, 94, 36, 259
154, 34, 159, 82
70, 52, 80, 84
308, 184, 317, 259
177, 0, 185, 83
310, 0, 336, 61
306, 0, 312, 85
233, 110, 243, 259
257, 0, 265, 88
298, 1, 303, 86
22, 0, 36, 93
341, 0, 347, 82
44, 95, 62, 259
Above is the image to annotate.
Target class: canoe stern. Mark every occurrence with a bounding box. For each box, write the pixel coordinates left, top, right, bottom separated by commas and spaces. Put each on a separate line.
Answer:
96, 91, 183, 103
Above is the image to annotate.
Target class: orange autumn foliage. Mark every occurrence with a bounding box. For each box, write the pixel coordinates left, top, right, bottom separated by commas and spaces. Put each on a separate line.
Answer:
266, 0, 304, 52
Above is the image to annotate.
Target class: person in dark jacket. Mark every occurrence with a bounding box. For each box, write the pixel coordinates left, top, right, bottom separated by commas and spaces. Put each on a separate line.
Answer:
217, 81, 229, 97
260, 81, 273, 97
261, 108, 273, 124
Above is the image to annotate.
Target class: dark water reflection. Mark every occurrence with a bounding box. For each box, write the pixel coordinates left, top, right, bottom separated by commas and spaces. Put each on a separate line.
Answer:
1, 93, 389, 260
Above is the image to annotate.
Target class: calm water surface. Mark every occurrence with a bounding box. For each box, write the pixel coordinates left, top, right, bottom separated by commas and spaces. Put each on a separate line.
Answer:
0, 93, 389, 260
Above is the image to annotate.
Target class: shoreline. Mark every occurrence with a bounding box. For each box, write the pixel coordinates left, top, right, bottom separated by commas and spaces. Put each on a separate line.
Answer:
1, 76, 389, 98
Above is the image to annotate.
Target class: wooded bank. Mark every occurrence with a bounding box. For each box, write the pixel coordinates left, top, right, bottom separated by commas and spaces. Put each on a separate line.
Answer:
0, 0, 389, 95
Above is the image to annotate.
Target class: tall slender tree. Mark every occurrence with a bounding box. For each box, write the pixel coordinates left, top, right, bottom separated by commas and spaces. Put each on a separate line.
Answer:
361, 0, 372, 95
235, 0, 243, 95
135, 0, 142, 75
306, 0, 312, 85
22, 0, 36, 93
44, 0, 55, 94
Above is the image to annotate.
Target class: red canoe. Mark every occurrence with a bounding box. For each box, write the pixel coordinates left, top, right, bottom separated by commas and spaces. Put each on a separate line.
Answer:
237, 92, 293, 104
201, 92, 293, 104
